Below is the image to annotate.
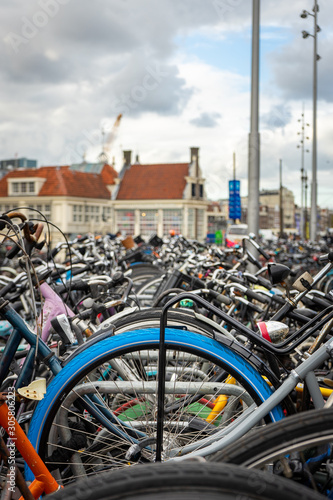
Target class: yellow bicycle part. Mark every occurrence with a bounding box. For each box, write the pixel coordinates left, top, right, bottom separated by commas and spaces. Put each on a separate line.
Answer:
206, 376, 236, 424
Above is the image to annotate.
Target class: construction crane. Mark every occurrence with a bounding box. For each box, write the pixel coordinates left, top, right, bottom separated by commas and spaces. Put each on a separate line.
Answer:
98, 113, 122, 164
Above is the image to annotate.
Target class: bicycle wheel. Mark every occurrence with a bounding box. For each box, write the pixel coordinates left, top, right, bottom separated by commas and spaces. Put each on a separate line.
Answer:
133, 276, 164, 307
129, 264, 164, 292
210, 407, 333, 496
27, 328, 284, 485
44, 462, 324, 500
324, 276, 333, 295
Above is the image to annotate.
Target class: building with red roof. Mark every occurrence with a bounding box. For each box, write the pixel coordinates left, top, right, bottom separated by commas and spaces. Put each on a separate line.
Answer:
0, 148, 209, 241
113, 147, 208, 240
0, 162, 118, 241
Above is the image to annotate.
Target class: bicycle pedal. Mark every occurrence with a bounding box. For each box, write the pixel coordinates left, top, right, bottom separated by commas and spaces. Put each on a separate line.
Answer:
17, 378, 46, 400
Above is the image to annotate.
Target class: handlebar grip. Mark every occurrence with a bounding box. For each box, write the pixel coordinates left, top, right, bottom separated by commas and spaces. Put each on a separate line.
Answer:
76, 235, 89, 243
310, 295, 333, 309
256, 276, 272, 290
71, 265, 91, 277
245, 288, 271, 304
0, 215, 12, 230
54, 279, 90, 295
246, 251, 261, 269
270, 294, 286, 305
226, 275, 245, 285
256, 245, 270, 261
209, 290, 232, 306
5, 243, 21, 260
191, 277, 206, 290
246, 301, 264, 314
50, 246, 62, 259
0, 280, 17, 297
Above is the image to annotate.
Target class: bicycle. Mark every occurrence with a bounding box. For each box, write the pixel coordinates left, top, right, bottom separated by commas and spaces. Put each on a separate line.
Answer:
0, 210, 331, 487
0, 215, 284, 484
209, 407, 333, 496
26, 252, 333, 480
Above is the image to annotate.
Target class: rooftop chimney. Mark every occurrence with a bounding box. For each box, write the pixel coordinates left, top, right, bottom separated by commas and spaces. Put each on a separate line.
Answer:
123, 150, 132, 167
190, 147, 199, 177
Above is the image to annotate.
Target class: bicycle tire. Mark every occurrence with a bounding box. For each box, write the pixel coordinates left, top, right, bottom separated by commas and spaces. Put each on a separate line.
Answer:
209, 407, 333, 495
133, 276, 164, 306
324, 276, 333, 295
46, 461, 325, 500
129, 264, 164, 291
27, 328, 284, 484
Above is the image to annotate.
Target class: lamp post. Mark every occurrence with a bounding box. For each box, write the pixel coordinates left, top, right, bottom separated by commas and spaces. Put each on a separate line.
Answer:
279, 159, 284, 237
296, 107, 310, 239
248, 0, 260, 239
300, 2, 321, 241
304, 170, 309, 238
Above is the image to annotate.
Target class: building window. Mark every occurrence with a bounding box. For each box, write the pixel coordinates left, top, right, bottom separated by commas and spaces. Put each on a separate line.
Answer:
140, 210, 158, 237
188, 208, 195, 239
28, 205, 35, 220
73, 205, 83, 222
10, 181, 35, 195
102, 206, 111, 221
116, 210, 135, 235
199, 184, 203, 198
84, 205, 101, 223
44, 205, 51, 219
163, 209, 182, 236
18, 204, 52, 221
197, 209, 205, 240
191, 183, 196, 197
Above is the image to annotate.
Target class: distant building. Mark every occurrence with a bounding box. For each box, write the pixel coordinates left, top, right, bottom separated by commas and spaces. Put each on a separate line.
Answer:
241, 187, 296, 231
206, 202, 227, 241
0, 147, 209, 242
0, 158, 37, 175
0, 162, 118, 242
113, 147, 208, 240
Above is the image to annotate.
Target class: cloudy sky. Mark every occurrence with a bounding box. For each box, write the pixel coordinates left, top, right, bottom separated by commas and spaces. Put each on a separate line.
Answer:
1, 0, 333, 207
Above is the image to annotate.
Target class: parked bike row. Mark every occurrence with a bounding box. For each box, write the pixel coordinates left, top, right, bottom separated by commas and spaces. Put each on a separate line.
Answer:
0, 209, 332, 498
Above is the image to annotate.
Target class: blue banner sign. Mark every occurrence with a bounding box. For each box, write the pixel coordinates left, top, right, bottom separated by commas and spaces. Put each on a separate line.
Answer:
229, 180, 241, 220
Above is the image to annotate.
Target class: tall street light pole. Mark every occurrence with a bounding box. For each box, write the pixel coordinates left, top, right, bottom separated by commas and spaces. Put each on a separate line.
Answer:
297, 106, 310, 239
279, 159, 284, 237
248, 0, 260, 238
300, 2, 321, 241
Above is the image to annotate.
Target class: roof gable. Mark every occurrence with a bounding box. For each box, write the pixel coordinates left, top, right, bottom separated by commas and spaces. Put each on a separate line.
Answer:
0, 165, 113, 199
101, 163, 118, 185
116, 163, 189, 200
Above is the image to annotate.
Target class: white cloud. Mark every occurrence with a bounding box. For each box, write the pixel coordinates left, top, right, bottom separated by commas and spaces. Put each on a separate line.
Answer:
0, 0, 332, 210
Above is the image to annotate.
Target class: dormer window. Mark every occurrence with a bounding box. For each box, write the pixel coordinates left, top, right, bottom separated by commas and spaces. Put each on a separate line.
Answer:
10, 181, 35, 195
8, 178, 44, 196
